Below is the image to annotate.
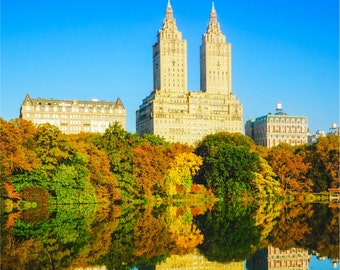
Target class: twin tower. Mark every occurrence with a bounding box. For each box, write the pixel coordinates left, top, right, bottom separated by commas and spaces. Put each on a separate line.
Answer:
136, 1, 243, 145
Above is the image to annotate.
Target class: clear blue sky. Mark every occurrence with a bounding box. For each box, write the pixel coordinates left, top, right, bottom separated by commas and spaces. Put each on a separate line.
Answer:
2, 0, 339, 134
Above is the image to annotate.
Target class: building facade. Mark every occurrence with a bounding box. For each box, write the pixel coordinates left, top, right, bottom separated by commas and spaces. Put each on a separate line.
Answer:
20, 94, 126, 134
247, 246, 310, 270
245, 103, 308, 148
155, 249, 244, 270
136, 1, 243, 145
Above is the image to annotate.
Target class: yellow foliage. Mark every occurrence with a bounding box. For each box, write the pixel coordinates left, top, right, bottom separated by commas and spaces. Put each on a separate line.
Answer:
166, 153, 202, 196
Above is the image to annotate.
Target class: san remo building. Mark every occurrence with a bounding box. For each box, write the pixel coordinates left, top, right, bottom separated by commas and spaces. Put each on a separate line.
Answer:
136, 1, 243, 145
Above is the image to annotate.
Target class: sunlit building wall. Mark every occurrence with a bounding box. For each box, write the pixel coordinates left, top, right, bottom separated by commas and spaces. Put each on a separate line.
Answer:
21, 94, 126, 134
136, 1, 243, 145
247, 246, 311, 270
267, 246, 310, 270
155, 249, 244, 270
245, 103, 308, 148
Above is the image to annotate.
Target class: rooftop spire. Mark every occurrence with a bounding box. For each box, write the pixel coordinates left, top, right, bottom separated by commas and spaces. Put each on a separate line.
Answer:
165, 0, 173, 20
210, 1, 217, 24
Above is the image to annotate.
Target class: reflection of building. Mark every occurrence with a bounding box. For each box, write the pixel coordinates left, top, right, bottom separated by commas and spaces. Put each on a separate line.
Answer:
152, 249, 243, 270
312, 250, 340, 269
136, 1, 243, 145
245, 103, 308, 148
247, 246, 311, 270
20, 94, 126, 134
72, 267, 106, 270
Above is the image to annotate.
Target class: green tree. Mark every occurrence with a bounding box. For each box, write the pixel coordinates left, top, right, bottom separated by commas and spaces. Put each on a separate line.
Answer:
33, 123, 71, 175
195, 133, 260, 199
196, 138, 260, 198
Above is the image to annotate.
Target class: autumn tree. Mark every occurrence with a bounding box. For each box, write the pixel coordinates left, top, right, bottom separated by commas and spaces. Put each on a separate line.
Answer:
33, 123, 71, 175
301, 135, 339, 191
252, 157, 283, 199
0, 118, 40, 178
132, 142, 169, 198
165, 152, 202, 196
67, 132, 119, 202
266, 144, 313, 195
96, 122, 137, 199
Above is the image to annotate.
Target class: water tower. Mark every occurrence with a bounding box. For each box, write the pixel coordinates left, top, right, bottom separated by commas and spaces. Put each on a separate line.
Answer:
329, 122, 339, 134
275, 102, 283, 115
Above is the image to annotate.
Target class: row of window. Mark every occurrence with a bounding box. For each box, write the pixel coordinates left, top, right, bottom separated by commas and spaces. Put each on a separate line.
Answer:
268, 117, 307, 124
29, 113, 121, 120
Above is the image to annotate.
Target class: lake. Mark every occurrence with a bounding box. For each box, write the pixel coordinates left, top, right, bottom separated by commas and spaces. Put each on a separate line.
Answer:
1, 200, 338, 269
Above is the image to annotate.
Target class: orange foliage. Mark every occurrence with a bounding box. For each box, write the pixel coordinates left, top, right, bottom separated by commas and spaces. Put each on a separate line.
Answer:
5, 212, 22, 229
267, 145, 313, 194
3, 182, 21, 200
0, 118, 40, 177
191, 183, 201, 194
269, 203, 313, 250
133, 142, 169, 197
191, 206, 201, 217
133, 206, 172, 259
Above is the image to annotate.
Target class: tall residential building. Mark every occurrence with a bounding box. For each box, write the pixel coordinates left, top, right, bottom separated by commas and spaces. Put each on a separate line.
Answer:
245, 103, 308, 148
136, 1, 243, 145
20, 94, 126, 134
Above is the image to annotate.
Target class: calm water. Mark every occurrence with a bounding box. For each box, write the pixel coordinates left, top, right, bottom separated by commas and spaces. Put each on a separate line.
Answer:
1, 200, 338, 270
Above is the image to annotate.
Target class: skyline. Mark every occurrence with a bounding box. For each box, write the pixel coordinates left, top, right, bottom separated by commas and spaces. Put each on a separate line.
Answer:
2, 0, 339, 134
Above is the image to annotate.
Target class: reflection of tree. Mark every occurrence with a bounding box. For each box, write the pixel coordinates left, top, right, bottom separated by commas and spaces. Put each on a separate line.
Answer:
3, 200, 338, 269
97, 203, 138, 269
195, 201, 261, 263
267, 203, 313, 250
306, 204, 339, 259
70, 204, 121, 268
252, 200, 283, 249
2, 204, 97, 269
133, 205, 173, 260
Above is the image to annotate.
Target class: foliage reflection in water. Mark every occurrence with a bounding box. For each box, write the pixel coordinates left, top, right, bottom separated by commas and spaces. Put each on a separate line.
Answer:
1, 200, 339, 270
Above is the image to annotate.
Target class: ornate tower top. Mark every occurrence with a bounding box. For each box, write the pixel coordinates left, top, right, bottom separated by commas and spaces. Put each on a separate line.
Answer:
166, 0, 173, 20
210, 2, 217, 24
158, 0, 182, 40
206, 1, 223, 37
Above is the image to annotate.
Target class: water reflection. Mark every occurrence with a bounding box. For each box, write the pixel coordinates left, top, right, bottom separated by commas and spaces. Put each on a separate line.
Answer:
247, 246, 310, 269
1, 201, 338, 269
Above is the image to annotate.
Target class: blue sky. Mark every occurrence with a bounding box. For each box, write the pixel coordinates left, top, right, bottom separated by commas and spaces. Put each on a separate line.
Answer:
2, 0, 339, 134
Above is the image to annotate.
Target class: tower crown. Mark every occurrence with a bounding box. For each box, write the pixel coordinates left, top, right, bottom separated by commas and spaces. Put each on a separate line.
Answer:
166, 0, 173, 19
206, 2, 223, 36
161, 0, 179, 33
210, 2, 217, 24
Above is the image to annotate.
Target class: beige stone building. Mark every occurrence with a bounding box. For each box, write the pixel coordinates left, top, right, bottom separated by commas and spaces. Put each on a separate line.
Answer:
156, 249, 244, 270
20, 94, 126, 134
245, 103, 308, 148
247, 246, 311, 270
136, 1, 243, 145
